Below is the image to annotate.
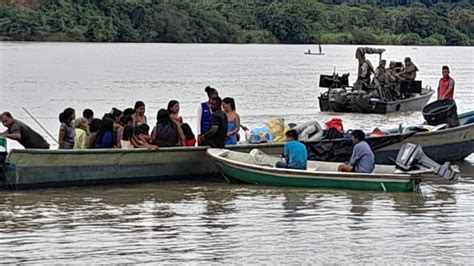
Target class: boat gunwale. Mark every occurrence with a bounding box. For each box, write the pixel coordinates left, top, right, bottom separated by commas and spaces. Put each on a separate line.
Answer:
379, 88, 434, 105
207, 149, 416, 182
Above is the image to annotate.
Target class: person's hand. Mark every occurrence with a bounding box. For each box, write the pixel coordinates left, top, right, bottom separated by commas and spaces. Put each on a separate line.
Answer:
198, 135, 205, 143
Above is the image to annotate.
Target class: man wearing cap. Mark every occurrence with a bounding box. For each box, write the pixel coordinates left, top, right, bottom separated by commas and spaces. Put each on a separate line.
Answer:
400, 57, 418, 81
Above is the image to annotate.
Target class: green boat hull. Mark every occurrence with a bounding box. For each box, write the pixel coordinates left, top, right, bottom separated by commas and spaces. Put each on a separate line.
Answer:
217, 163, 418, 192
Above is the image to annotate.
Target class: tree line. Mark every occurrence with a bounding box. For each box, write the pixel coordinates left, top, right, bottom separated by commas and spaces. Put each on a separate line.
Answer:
0, 0, 472, 45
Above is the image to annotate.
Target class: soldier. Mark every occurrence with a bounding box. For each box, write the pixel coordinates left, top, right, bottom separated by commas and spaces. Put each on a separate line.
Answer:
354, 47, 385, 90
386, 61, 402, 83
373, 59, 388, 86
400, 57, 418, 80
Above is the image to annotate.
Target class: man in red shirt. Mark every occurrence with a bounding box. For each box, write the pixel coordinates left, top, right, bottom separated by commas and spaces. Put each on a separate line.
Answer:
437, 66, 455, 100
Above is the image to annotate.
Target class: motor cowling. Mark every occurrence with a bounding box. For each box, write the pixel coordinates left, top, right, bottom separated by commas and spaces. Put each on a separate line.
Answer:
395, 142, 459, 181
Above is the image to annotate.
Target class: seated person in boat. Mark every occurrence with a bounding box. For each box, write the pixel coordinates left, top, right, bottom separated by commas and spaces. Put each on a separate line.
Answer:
276, 129, 307, 170
400, 57, 418, 81
86, 118, 101, 148
151, 109, 185, 147
373, 60, 388, 86
73, 117, 88, 149
95, 118, 115, 149
198, 96, 228, 148
386, 61, 402, 83
338, 130, 374, 173
0, 112, 50, 149
131, 124, 158, 149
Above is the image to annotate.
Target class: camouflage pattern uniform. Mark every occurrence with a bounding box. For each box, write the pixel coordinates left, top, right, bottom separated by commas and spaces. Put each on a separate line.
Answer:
374, 59, 388, 86
400, 57, 418, 80
354, 47, 385, 90
386, 61, 402, 83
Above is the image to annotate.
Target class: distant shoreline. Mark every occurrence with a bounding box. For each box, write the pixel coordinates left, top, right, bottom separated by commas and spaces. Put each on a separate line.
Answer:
2, 1, 472, 46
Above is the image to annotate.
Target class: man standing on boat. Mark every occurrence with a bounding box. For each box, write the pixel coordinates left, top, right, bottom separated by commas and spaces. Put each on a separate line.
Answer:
354, 47, 385, 90
199, 97, 227, 148
0, 112, 50, 149
338, 130, 374, 173
276, 130, 307, 170
437, 66, 455, 100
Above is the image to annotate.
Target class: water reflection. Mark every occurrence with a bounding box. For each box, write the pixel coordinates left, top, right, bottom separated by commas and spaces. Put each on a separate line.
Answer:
0, 180, 473, 263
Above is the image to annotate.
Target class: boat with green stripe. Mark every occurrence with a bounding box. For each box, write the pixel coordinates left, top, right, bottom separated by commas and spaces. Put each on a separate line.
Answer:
207, 148, 455, 192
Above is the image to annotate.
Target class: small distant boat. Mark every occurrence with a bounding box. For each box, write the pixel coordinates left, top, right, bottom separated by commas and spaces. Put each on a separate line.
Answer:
304, 44, 324, 55
207, 145, 459, 192
304, 52, 325, 55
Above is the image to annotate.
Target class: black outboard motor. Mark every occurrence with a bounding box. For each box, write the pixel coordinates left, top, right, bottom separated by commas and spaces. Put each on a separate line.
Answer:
423, 100, 460, 128
395, 142, 459, 181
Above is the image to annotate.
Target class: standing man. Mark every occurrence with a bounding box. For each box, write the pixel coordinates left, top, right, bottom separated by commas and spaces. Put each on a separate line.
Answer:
276, 129, 307, 170
198, 97, 227, 148
354, 47, 385, 90
400, 57, 418, 81
437, 66, 455, 100
0, 112, 50, 149
338, 130, 374, 173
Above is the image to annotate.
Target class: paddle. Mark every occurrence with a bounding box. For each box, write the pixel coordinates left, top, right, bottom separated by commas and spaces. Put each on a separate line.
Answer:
21, 107, 59, 145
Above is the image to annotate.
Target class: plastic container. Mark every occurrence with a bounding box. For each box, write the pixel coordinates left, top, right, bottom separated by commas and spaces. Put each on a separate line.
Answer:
0, 136, 6, 153
422, 100, 460, 128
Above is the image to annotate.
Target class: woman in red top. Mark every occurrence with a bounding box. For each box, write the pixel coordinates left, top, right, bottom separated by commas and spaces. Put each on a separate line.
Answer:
437, 66, 455, 100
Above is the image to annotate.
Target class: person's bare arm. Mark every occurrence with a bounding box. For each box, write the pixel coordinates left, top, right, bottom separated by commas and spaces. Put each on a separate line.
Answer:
58, 128, 66, 148
228, 114, 241, 136
1, 132, 21, 141
175, 121, 186, 146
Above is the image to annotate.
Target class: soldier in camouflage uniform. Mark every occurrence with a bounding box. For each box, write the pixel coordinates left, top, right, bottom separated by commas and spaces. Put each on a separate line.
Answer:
386, 61, 402, 83
354, 47, 385, 90
373, 59, 388, 86
400, 57, 418, 80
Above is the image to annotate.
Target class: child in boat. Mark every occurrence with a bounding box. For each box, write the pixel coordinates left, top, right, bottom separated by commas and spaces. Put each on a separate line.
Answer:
338, 130, 375, 173
95, 118, 115, 149
131, 124, 158, 149
58, 108, 76, 149
86, 119, 101, 148
150, 109, 184, 147
73, 117, 88, 149
276, 130, 307, 170
181, 123, 196, 147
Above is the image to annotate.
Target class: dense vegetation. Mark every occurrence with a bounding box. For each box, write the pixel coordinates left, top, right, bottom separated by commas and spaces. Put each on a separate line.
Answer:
0, 0, 472, 45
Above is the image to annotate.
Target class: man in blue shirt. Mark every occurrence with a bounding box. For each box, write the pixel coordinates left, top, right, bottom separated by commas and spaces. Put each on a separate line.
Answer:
338, 130, 375, 173
276, 129, 307, 170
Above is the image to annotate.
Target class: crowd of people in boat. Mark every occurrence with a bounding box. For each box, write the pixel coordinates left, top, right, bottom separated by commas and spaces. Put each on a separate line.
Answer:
0, 86, 246, 151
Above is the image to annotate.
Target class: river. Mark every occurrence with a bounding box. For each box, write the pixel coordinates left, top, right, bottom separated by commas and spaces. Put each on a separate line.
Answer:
0, 43, 473, 263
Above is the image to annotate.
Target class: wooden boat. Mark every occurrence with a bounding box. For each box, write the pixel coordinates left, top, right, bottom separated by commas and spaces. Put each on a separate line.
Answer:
304, 52, 325, 55
1, 111, 471, 190
308, 113, 474, 164
0, 144, 283, 190
207, 148, 446, 192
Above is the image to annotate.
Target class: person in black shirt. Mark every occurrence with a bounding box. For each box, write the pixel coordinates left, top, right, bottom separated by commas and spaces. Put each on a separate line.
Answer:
199, 97, 228, 148
0, 112, 50, 149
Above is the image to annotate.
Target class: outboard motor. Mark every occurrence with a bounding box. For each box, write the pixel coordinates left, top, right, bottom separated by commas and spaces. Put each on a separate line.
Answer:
395, 142, 459, 181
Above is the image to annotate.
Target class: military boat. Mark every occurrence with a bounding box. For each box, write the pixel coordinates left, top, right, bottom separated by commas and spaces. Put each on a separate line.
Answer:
318, 73, 434, 113
318, 47, 434, 114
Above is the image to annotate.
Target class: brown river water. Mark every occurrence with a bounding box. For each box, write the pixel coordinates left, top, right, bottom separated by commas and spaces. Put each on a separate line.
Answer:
0, 43, 473, 263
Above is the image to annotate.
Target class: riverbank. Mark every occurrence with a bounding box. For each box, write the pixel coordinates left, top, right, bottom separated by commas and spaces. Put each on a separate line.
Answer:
1, 1, 472, 45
